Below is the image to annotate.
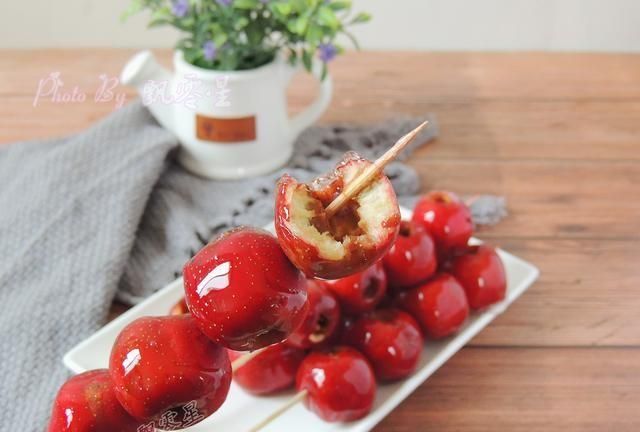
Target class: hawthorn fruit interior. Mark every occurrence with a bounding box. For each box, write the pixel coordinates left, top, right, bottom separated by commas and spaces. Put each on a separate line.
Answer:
289, 164, 395, 262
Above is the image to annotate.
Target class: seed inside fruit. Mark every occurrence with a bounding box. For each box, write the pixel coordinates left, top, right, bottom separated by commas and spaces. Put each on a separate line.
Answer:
309, 197, 364, 242
309, 314, 331, 343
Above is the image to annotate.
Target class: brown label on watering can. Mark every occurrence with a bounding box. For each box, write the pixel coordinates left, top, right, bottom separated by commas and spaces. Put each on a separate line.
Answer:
196, 115, 256, 143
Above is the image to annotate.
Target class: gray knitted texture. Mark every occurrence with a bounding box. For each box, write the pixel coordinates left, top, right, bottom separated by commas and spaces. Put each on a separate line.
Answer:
0, 102, 177, 431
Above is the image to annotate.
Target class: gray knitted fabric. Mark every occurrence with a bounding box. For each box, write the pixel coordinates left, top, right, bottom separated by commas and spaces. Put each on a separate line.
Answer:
0, 102, 177, 431
467, 195, 508, 226
118, 115, 439, 304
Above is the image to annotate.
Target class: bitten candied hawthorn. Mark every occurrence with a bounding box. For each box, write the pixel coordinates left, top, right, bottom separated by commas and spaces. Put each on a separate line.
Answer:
183, 227, 309, 351
275, 153, 401, 280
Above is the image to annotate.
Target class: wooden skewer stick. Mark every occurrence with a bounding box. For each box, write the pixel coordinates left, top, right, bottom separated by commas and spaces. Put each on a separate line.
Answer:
248, 390, 308, 432
324, 120, 430, 219
230, 347, 265, 371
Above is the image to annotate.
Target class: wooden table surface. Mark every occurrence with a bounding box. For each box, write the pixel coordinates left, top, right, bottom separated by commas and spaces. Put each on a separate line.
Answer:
1, 50, 639, 431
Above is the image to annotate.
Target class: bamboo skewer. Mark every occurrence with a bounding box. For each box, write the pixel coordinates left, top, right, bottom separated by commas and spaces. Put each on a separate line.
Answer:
230, 347, 265, 371
248, 390, 308, 432
324, 120, 430, 219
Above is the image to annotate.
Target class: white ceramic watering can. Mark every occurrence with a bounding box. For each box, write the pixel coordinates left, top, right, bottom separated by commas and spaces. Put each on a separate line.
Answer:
121, 50, 333, 179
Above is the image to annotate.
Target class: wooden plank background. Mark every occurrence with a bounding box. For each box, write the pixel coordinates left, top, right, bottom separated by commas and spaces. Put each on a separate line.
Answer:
1, 50, 639, 431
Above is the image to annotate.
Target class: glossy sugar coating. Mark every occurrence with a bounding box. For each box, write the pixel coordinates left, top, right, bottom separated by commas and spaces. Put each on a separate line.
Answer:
383, 220, 437, 290
183, 227, 308, 351
451, 244, 506, 309
412, 191, 473, 256
48, 370, 141, 432
344, 309, 423, 381
109, 315, 231, 430
397, 273, 470, 339
296, 346, 376, 422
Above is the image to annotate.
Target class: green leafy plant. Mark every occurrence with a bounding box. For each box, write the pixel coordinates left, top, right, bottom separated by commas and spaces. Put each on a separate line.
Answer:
124, 0, 370, 78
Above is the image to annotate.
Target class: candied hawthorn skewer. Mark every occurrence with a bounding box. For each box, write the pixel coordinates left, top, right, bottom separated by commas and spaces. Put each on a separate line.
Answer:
224, 122, 430, 372
275, 121, 429, 280
50, 123, 448, 432
50, 124, 429, 431
179, 123, 428, 365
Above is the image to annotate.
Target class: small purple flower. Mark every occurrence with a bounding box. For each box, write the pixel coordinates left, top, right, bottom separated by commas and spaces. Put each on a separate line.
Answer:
216, 0, 233, 6
171, 0, 189, 18
203, 41, 217, 61
318, 43, 338, 63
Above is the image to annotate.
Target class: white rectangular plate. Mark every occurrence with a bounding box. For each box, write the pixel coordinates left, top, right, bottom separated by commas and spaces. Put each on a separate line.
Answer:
64, 207, 539, 432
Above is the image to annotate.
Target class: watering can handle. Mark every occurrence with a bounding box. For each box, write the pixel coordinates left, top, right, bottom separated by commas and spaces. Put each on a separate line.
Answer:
286, 60, 333, 138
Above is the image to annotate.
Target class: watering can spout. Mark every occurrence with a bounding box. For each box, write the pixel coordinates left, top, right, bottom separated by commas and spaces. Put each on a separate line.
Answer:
121, 50, 174, 131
